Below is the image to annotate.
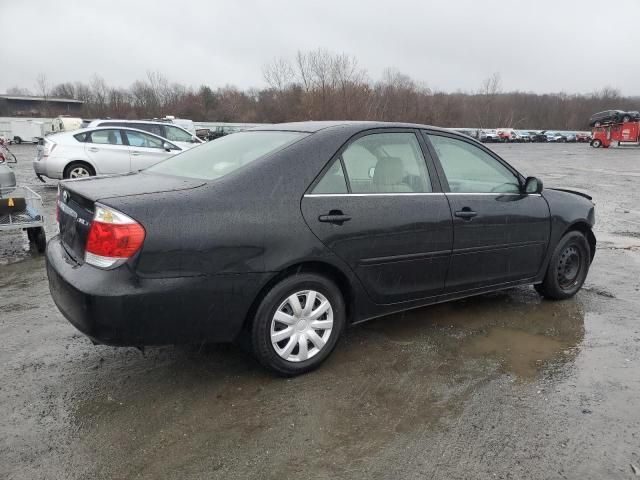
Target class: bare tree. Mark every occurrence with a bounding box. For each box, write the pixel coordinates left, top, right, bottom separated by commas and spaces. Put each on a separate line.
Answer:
35, 73, 50, 116
6, 86, 32, 96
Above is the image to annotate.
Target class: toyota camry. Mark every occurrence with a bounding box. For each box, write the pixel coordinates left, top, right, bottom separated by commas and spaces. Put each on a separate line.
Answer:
46, 121, 596, 375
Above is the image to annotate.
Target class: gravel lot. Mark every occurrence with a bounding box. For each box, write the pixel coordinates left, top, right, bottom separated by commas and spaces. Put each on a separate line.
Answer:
1, 142, 639, 479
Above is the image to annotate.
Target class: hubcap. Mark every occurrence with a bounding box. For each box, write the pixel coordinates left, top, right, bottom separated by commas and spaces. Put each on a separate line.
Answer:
70, 167, 90, 178
270, 290, 333, 362
557, 245, 582, 289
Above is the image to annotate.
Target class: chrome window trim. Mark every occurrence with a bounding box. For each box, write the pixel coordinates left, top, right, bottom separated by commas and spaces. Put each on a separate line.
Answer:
304, 192, 542, 198
304, 193, 445, 198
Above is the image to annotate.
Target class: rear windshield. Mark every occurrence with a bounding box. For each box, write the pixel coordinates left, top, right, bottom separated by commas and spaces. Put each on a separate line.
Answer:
147, 131, 308, 180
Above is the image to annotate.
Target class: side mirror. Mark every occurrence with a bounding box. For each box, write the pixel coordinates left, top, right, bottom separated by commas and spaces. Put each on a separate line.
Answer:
163, 142, 173, 152
524, 176, 543, 194
368, 167, 375, 178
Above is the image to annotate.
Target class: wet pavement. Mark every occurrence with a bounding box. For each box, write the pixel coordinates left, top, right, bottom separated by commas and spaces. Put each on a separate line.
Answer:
1, 143, 640, 479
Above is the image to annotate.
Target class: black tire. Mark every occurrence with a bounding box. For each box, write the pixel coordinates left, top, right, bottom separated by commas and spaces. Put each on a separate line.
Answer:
14, 136, 22, 144
535, 231, 590, 300
63, 162, 95, 179
622, 115, 631, 123
594, 121, 601, 127
591, 139, 602, 148
250, 273, 346, 376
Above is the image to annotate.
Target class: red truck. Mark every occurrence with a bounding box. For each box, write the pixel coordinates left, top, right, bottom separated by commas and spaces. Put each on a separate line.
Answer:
591, 121, 640, 148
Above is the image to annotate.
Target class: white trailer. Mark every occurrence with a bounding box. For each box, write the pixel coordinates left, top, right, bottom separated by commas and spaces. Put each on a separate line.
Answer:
10, 120, 48, 144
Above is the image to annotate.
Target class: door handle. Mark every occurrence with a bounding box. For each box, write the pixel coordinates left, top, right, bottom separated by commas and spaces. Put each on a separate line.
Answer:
454, 208, 477, 220
131, 151, 141, 156
88, 147, 99, 152
318, 210, 351, 225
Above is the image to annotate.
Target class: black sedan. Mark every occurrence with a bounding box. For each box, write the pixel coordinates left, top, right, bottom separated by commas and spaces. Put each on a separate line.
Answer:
47, 122, 596, 375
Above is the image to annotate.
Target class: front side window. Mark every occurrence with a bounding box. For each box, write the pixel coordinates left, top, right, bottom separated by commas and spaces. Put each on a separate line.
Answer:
147, 131, 308, 180
89, 129, 124, 145
164, 125, 194, 142
428, 135, 520, 194
340, 132, 431, 193
124, 130, 165, 149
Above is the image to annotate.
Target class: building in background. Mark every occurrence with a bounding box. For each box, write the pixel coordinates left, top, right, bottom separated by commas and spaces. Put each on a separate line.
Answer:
0, 94, 84, 117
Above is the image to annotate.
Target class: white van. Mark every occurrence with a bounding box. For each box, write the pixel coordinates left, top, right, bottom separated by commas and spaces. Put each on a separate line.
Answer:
52, 116, 83, 133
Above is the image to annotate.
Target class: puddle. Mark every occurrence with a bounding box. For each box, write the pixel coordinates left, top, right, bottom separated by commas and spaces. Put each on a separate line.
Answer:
460, 326, 570, 380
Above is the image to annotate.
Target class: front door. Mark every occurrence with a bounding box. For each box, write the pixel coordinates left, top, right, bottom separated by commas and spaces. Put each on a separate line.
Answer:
122, 130, 178, 170
301, 130, 453, 304
84, 129, 130, 174
424, 132, 550, 292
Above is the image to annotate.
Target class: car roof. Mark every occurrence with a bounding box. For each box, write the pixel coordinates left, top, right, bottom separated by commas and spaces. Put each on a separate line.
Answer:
48, 126, 177, 144
89, 119, 189, 129
248, 120, 454, 135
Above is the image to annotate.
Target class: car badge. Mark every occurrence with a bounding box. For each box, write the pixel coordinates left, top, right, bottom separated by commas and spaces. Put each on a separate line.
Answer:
62, 190, 70, 203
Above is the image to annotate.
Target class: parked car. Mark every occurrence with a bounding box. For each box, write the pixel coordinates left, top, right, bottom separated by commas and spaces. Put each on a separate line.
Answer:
576, 132, 592, 143
497, 129, 517, 142
588, 110, 626, 127
517, 131, 532, 142
562, 132, 577, 143
46, 121, 596, 375
87, 120, 202, 149
480, 129, 501, 142
545, 131, 567, 142
530, 131, 548, 142
33, 127, 182, 180
621, 111, 640, 123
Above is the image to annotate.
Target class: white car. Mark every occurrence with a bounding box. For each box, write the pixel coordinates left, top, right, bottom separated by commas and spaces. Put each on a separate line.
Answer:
33, 127, 183, 180
86, 119, 202, 150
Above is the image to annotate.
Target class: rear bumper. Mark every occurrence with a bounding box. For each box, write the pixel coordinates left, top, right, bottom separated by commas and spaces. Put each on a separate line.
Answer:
46, 235, 270, 346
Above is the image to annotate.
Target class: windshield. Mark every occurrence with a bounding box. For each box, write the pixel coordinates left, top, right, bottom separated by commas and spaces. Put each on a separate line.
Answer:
147, 130, 308, 180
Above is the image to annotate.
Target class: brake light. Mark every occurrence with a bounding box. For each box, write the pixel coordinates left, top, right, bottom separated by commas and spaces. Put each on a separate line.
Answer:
85, 205, 145, 268
43, 142, 56, 157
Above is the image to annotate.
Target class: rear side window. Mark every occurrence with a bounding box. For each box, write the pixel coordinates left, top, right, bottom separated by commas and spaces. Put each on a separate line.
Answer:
89, 130, 124, 145
341, 132, 432, 193
312, 159, 348, 194
147, 131, 308, 180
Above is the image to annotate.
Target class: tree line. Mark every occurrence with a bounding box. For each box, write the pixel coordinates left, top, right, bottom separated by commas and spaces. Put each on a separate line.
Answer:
8, 49, 640, 130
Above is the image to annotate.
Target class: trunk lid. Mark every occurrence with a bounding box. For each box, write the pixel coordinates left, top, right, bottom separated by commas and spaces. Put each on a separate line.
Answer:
58, 172, 205, 263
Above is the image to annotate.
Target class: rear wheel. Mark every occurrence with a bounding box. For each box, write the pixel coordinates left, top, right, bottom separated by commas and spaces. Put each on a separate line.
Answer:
535, 231, 590, 300
64, 162, 95, 179
591, 139, 602, 148
250, 273, 346, 376
622, 115, 631, 123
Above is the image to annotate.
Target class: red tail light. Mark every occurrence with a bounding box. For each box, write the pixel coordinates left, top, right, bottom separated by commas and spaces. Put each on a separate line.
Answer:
85, 205, 145, 268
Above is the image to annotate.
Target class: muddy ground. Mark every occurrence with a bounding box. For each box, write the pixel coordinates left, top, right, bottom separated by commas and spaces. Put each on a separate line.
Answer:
1, 143, 639, 479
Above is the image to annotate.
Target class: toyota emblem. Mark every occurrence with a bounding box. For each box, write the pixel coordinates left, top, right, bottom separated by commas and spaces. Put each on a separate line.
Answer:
62, 190, 70, 203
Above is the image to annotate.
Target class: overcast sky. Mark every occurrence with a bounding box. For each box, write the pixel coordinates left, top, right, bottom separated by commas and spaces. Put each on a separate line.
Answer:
2, 0, 640, 96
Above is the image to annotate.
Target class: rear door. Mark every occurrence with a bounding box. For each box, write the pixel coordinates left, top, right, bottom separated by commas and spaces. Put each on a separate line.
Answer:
122, 130, 180, 170
301, 129, 453, 304
424, 132, 550, 292
84, 129, 131, 174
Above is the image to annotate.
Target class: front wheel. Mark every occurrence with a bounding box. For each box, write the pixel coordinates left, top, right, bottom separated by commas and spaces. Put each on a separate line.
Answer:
250, 273, 346, 376
535, 231, 590, 300
591, 139, 602, 148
